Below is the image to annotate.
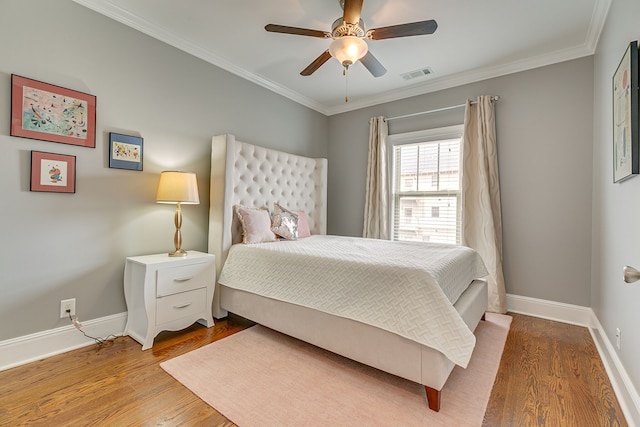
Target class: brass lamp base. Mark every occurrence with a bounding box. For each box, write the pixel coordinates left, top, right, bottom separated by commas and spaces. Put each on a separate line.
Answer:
168, 249, 187, 257
168, 203, 188, 257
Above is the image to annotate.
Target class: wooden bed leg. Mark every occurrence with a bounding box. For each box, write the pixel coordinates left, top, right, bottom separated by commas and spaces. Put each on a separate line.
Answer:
481, 312, 486, 321
424, 386, 441, 412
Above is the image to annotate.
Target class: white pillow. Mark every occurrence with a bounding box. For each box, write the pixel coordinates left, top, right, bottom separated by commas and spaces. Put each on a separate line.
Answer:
235, 205, 277, 244
271, 203, 299, 240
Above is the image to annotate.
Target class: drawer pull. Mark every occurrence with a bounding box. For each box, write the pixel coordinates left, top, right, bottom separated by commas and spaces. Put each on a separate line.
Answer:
173, 302, 192, 309
173, 277, 193, 283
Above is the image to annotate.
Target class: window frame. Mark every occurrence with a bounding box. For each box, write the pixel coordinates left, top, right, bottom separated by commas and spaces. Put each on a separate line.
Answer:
387, 124, 464, 244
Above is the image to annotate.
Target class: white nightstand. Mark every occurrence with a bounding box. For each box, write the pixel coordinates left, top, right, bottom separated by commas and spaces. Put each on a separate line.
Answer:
123, 251, 215, 350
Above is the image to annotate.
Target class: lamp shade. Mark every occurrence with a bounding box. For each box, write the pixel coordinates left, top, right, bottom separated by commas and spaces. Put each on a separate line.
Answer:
329, 36, 368, 67
156, 171, 200, 204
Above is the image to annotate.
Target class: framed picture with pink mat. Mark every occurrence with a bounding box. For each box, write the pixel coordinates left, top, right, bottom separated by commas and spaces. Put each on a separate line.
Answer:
11, 74, 96, 148
30, 151, 76, 194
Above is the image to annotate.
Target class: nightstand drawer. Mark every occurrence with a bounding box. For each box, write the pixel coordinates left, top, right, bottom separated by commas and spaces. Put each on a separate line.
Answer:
156, 262, 211, 297
156, 288, 207, 324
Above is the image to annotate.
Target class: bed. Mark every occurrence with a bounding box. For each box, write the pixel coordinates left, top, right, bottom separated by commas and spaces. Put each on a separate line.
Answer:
207, 133, 488, 411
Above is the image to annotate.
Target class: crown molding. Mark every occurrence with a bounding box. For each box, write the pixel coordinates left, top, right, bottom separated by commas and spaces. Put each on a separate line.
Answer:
585, 0, 612, 52
325, 42, 595, 115
72, 0, 331, 115
74, 0, 610, 117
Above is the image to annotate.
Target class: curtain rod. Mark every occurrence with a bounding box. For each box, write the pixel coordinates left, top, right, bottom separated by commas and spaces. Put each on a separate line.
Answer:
386, 96, 500, 122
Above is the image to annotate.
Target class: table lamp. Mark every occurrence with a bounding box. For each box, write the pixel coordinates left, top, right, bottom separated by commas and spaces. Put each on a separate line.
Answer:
156, 171, 200, 256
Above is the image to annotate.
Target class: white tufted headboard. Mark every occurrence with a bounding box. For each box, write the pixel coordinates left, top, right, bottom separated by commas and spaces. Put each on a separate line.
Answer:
208, 134, 327, 316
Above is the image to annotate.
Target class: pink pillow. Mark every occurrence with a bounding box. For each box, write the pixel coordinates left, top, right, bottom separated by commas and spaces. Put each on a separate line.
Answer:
295, 210, 311, 238
235, 205, 277, 244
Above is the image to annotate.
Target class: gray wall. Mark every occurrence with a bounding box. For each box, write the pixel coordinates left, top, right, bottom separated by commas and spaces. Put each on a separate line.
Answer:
328, 57, 594, 307
5, 2, 636, 397
592, 0, 640, 396
0, 0, 328, 341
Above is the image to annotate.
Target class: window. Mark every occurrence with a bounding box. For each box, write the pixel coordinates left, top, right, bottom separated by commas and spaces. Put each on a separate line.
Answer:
389, 125, 463, 245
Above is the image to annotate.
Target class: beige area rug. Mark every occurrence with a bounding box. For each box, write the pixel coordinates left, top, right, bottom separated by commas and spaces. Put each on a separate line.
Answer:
161, 313, 511, 427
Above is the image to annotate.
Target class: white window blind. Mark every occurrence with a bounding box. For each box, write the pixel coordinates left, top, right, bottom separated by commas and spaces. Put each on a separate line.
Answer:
390, 126, 463, 245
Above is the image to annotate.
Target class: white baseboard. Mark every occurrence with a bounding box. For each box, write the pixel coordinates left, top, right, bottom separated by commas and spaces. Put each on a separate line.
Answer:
506, 293, 592, 326
0, 312, 127, 372
506, 293, 639, 426
2, 297, 639, 426
589, 313, 640, 427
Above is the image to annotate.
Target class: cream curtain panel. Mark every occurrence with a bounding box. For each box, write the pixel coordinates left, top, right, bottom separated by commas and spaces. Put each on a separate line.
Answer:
363, 116, 390, 239
461, 96, 506, 313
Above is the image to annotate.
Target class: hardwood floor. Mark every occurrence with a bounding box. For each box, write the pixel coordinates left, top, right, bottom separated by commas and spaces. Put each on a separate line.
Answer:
0, 313, 627, 426
483, 314, 627, 426
0, 315, 253, 427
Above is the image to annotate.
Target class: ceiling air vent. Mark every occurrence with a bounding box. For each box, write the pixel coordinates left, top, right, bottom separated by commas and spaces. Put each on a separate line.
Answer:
401, 67, 434, 81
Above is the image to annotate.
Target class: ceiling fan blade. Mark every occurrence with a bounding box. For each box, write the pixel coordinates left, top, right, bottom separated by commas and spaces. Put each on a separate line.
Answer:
369, 20, 438, 40
360, 51, 387, 77
342, 0, 364, 24
301, 50, 332, 76
265, 24, 327, 38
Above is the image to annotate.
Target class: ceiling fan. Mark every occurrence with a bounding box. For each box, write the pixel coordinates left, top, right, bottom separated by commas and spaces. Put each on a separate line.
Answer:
265, 0, 438, 78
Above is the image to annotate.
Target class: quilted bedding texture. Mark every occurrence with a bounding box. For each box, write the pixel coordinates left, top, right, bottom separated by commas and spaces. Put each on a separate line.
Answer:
218, 235, 488, 367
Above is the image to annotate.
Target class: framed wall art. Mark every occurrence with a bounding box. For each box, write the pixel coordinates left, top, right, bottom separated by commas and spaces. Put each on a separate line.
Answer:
11, 74, 96, 148
109, 132, 143, 171
612, 41, 639, 183
30, 151, 76, 194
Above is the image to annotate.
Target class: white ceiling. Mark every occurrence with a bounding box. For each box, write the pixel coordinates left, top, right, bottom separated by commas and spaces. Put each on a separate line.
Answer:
73, 0, 610, 116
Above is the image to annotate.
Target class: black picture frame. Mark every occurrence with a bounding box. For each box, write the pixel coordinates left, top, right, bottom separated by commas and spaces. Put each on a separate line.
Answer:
109, 132, 143, 171
613, 41, 639, 183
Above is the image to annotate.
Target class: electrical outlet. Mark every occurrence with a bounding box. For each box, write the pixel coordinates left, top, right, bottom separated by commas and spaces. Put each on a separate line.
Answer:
60, 298, 76, 318
615, 328, 621, 351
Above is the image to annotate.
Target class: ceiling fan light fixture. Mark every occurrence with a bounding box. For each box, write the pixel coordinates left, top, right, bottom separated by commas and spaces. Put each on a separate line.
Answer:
329, 36, 368, 68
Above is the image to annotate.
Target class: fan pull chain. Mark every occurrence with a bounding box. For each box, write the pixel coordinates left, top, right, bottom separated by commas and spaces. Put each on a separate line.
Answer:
344, 67, 349, 103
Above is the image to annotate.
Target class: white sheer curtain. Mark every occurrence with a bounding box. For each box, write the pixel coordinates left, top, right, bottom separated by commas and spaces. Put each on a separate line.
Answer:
363, 116, 390, 239
461, 96, 506, 313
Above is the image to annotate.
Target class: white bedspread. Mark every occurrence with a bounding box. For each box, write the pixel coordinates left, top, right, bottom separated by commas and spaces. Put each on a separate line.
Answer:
218, 235, 488, 367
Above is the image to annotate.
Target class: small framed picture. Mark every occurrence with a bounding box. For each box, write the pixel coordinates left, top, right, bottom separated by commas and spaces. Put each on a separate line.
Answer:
30, 151, 76, 194
11, 74, 96, 148
109, 132, 143, 171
